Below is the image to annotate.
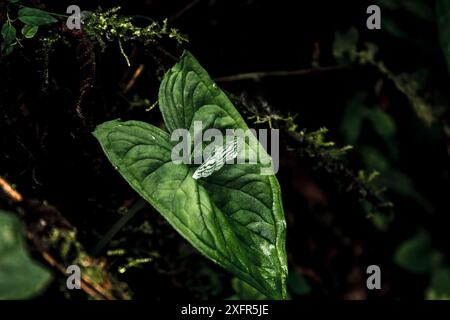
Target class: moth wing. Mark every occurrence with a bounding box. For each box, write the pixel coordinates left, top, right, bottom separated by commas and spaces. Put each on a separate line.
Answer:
192, 145, 225, 179
192, 138, 243, 180
223, 137, 242, 163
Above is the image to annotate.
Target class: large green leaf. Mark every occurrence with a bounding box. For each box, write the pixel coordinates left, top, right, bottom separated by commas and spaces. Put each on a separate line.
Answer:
93, 51, 288, 299
159, 52, 248, 134
18, 8, 57, 26
0, 210, 52, 299
229, 277, 268, 300
437, 0, 450, 74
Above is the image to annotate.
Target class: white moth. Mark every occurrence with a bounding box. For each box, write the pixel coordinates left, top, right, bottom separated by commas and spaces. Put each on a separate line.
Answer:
192, 137, 242, 180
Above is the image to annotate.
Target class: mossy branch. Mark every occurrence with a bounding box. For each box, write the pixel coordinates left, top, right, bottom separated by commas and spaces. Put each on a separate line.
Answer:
0, 176, 132, 300
231, 94, 392, 214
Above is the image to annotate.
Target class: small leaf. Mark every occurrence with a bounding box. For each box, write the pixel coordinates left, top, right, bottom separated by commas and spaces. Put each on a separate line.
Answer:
18, 7, 57, 26
394, 231, 441, 274
6, 0, 21, 3
3, 45, 14, 56
0, 210, 52, 299
340, 93, 367, 145
94, 51, 288, 299
402, 0, 434, 21
1, 23, 16, 45
21, 25, 38, 39
381, 17, 410, 40
359, 145, 390, 172
1, 23, 16, 56
427, 267, 450, 300
333, 27, 359, 65
437, 0, 450, 74
377, 0, 433, 21
287, 272, 311, 296
365, 107, 399, 159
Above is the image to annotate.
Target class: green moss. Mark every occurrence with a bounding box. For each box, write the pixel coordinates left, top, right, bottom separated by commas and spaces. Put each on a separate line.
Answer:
83, 7, 187, 64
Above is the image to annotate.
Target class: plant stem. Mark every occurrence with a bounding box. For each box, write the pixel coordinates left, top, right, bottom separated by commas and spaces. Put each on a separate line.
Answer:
214, 66, 342, 82
118, 38, 131, 67
16, 4, 70, 18
92, 199, 147, 256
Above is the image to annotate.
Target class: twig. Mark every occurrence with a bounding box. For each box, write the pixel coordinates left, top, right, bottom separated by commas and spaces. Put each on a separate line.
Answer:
214, 66, 342, 82
169, 0, 201, 22
0, 176, 131, 300
231, 95, 392, 214
92, 199, 147, 256
0, 176, 23, 202
123, 64, 145, 93
39, 250, 109, 300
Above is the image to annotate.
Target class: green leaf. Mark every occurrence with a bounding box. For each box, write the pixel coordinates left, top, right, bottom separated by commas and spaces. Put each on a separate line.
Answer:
340, 93, 367, 145
437, 0, 450, 74
377, 0, 433, 21
21, 25, 38, 39
333, 27, 359, 65
394, 231, 442, 274
401, 0, 434, 22
427, 267, 450, 300
359, 145, 390, 172
380, 17, 411, 40
2, 44, 14, 56
2, 22, 16, 49
376, 0, 401, 10
18, 7, 57, 26
158, 52, 249, 133
287, 271, 311, 296
229, 277, 268, 300
6, 0, 21, 3
365, 108, 398, 158
93, 51, 288, 299
0, 210, 52, 299
384, 170, 432, 212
